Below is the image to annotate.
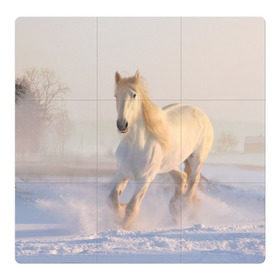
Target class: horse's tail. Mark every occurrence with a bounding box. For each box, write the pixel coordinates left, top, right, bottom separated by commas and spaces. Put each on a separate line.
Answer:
200, 174, 209, 183
198, 173, 210, 190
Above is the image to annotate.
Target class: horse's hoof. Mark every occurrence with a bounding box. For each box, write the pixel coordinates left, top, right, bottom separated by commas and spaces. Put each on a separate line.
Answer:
191, 196, 200, 207
122, 221, 133, 231
118, 203, 127, 219
182, 194, 200, 208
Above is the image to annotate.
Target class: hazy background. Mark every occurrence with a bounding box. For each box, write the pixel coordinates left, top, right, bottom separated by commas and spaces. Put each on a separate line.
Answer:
15, 17, 265, 175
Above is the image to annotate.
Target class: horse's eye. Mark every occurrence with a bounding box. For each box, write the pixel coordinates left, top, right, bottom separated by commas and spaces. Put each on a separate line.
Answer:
132, 93, 136, 99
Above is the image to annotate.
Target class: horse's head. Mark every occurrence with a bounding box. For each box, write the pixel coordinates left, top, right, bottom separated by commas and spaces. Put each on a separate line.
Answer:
114, 71, 142, 133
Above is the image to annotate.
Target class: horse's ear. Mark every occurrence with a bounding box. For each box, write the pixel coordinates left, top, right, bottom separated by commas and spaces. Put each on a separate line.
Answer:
115, 72, 121, 84
135, 70, 140, 82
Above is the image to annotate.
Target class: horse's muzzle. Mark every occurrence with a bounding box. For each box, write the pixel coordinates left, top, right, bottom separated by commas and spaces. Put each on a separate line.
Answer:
117, 119, 128, 133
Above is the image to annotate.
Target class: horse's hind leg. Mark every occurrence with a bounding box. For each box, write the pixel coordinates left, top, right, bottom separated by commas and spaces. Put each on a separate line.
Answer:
184, 159, 192, 180
185, 158, 205, 190
183, 154, 204, 206
169, 168, 188, 223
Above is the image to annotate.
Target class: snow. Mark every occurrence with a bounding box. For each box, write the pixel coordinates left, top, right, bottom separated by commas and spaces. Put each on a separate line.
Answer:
15, 164, 265, 263
16, 224, 264, 263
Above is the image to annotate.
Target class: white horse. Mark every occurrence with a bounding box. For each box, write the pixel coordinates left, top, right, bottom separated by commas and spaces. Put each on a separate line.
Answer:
109, 71, 214, 229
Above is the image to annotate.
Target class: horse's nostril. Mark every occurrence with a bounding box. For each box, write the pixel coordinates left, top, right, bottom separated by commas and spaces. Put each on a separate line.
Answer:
117, 120, 128, 131
117, 120, 121, 130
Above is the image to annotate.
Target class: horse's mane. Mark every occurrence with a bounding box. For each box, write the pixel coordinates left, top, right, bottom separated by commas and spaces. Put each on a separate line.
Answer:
133, 79, 169, 150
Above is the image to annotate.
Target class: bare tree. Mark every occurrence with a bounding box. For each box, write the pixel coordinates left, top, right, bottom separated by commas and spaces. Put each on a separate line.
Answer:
18, 68, 69, 126
15, 68, 70, 160
16, 77, 41, 158
215, 131, 239, 153
15, 77, 29, 103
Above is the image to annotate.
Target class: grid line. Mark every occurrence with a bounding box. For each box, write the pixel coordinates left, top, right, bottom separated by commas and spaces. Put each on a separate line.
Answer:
95, 16, 99, 263
15, 181, 265, 185
19, 98, 265, 102
180, 16, 183, 263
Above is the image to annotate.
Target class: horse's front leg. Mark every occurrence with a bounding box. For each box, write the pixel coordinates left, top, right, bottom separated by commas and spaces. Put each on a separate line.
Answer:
123, 179, 151, 229
108, 171, 128, 221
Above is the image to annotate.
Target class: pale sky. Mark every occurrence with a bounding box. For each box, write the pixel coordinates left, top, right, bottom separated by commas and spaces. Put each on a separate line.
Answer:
15, 17, 264, 123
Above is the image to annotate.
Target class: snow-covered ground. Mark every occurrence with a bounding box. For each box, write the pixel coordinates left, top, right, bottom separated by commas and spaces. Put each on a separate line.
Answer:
15, 163, 265, 263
